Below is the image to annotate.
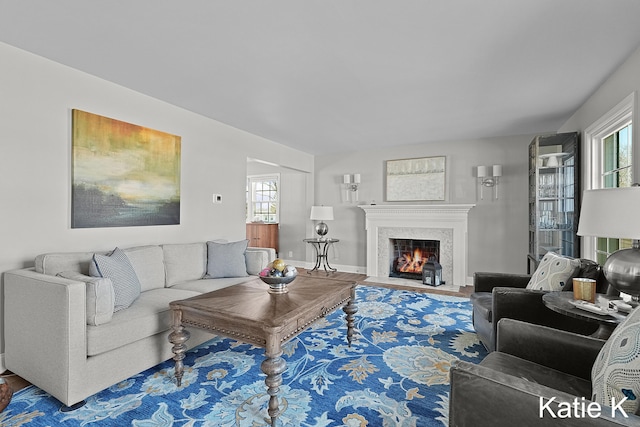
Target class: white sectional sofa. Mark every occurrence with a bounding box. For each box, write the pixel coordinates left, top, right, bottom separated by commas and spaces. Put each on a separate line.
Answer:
4, 241, 275, 407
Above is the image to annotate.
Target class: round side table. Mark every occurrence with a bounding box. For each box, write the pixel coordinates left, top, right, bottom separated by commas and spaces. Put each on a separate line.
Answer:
304, 238, 339, 275
542, 291, 628, 339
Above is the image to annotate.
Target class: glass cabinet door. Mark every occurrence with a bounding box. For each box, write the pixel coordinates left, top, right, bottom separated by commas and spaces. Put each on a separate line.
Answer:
528, 133, 580, 273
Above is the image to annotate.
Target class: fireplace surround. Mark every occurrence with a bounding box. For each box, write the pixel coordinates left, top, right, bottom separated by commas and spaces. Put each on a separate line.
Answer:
360, 204, 475, 286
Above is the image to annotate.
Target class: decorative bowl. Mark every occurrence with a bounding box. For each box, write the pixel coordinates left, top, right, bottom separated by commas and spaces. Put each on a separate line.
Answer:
259, 272, 297, 294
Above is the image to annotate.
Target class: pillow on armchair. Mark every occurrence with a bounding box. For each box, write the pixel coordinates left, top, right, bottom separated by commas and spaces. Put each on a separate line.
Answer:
526, 252, 581, 291
591, 303, 640, 415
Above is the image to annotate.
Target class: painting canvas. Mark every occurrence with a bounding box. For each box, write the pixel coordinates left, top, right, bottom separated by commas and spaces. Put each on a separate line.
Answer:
386, 156, 446, 201
72, 110, 181, 228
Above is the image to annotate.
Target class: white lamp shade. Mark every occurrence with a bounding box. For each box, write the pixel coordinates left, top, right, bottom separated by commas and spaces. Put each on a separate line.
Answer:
310, 206, 334, 221
353, 174, 361, 183
492, 165, 502, 177
477, 166, 487, 178
577, 187, 640, 239
343, 174, 351, 184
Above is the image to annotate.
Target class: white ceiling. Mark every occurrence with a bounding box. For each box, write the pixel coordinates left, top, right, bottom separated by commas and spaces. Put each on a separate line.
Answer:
2, 1, 640, 155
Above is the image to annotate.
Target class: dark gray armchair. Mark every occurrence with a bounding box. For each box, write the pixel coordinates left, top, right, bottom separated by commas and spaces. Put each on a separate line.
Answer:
450, 319, 639, 426
470, 259, 614, 351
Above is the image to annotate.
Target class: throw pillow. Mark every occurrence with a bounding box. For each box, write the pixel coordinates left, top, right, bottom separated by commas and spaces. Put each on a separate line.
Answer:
57, 271, 115, 325
206, 240, 249, 279
525, 252, 581, 291
592, 304, 640, 415
561, 259, 599, 291
89, 247, 141, 312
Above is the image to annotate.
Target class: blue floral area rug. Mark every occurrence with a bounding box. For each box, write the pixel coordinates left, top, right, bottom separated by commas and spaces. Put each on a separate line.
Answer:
3, 286, 487, 426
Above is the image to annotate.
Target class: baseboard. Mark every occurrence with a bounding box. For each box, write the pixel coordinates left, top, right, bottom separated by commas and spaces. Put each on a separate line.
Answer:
322, 263, 367, 274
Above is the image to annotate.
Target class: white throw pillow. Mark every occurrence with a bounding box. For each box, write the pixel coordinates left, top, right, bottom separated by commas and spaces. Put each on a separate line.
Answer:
57, 271, 115, 325
526, 252, 581, 291
592, 305, 640, 415
89, 247, 141, 312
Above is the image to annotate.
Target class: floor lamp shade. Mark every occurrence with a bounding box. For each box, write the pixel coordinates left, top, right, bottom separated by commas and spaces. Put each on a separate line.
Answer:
577, 187, 640, 302
310, 206, 333, 238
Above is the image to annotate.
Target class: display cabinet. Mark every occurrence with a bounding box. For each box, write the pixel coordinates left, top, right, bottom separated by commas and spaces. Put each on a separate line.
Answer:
528, 132, 580, 273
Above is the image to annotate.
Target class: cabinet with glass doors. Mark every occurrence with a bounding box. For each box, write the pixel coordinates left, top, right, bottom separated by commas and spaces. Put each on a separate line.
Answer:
528, 132, 580, 273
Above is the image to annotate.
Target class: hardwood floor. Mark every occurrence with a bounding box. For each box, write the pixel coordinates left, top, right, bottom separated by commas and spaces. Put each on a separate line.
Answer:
1, 269, 473, 396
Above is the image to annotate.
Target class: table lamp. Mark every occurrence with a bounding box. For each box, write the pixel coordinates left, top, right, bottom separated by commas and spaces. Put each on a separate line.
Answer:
310, 206, 333, 239
577, 186, 640, 305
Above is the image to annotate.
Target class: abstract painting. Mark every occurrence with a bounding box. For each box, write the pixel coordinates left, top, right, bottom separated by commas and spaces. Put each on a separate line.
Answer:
386, 156, 446, 201
71, 109, 181, 228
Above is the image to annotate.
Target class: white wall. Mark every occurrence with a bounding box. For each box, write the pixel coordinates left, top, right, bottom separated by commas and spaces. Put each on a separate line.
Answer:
313, 134, 534, 277
559, 45, 640, 187
559, 45, 640, 139
0, 42, 314, 358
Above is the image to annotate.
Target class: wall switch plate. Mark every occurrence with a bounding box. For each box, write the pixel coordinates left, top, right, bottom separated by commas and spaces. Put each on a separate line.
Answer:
212, 194, 222, 204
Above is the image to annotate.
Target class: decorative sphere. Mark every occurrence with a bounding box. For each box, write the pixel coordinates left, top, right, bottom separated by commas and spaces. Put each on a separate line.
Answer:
284, 266, 297, 277
259, 268, 271, 277
315, 222, 328, 237
272, 258, 286, 272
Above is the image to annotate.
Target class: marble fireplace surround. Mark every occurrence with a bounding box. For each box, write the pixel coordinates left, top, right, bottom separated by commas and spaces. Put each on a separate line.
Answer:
360, 204, 475, 287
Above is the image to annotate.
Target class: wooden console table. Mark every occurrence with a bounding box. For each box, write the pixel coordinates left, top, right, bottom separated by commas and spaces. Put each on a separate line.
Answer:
168, 276, 357, 427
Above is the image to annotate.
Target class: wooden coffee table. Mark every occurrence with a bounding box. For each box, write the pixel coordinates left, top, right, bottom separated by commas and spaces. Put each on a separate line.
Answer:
168, 276, 357, 427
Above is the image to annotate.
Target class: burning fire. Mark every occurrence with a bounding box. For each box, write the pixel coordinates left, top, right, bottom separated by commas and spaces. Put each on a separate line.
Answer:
397, 248, 429, 274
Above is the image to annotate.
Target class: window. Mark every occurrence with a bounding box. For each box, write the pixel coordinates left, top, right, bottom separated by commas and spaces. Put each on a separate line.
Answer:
584, 92, 635, 263
595, 123, 633, 264
602, 123, 632, 189
246, 174, 279, 223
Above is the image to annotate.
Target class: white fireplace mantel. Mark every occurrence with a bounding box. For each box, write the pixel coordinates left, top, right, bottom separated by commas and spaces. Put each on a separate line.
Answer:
359, 204, 475, 286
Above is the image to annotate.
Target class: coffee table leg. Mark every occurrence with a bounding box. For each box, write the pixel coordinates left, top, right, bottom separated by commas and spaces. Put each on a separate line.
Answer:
168, 310, 190, 387
261, 337, 287, 427
343, 287, 358, 347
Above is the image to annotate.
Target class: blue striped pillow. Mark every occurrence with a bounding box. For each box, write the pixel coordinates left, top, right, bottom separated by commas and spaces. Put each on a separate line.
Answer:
89, 247, 141, 312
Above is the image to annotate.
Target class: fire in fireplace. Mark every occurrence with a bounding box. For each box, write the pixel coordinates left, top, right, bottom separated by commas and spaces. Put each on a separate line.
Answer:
389, 238, 440, 280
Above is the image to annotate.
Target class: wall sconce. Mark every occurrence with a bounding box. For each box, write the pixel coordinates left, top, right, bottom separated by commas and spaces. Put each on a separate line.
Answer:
477, 165, 502, 200
343, 173, 360, 203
